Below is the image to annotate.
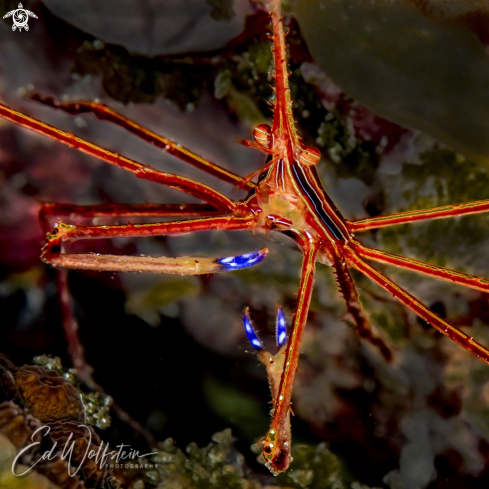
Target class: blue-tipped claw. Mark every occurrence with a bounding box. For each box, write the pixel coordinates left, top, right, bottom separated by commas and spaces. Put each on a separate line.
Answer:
276, 306, 287, 347
217, 248, 267, 271
243, 308, 263, 351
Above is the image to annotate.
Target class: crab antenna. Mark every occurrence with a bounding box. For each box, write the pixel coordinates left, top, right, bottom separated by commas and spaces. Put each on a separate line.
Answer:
276, 306, 287, 347
243, 308, 264, 351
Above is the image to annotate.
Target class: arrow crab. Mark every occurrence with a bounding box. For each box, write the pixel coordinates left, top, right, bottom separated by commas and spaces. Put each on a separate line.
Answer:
1, 0, 489, 478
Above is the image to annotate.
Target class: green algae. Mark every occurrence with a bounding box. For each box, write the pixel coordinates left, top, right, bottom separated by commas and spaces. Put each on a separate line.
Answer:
145, 429, 249, 489
144, 429, 354, 489
275, 442, 350, 489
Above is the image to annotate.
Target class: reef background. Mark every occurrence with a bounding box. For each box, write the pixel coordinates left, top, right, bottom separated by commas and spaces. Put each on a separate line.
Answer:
1, 1, 489, 488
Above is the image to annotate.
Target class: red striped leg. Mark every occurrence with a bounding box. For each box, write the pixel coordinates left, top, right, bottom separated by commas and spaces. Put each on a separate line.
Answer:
42, 215, 256, 272
331, 251, 393, 361
348, 199, 489, 233
39, 202, 218, 233
27, 92, 253, 191
344, 246, 489, 365
46, 215, 253, 242
352, 241, 489, 293
0, 103, 234, 212
261, 245, 318, 474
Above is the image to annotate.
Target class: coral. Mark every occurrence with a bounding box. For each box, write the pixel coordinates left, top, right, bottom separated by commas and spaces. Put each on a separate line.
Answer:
15, 365, 86, 422
0, 355, 112, 488
33, 355, 112, 429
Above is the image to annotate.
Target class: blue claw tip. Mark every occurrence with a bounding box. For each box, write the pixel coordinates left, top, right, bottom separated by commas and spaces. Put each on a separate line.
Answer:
243, 309, 263, 351
276, 307, 287, 347
217, 248, 267, 271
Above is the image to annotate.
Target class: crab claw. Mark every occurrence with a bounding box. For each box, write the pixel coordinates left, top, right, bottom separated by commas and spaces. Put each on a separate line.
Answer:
243, 307, 263, 351
276, 306, 287, 348
217, 248, 268, 271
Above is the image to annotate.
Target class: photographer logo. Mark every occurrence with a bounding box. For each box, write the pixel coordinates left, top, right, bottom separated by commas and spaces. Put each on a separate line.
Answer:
3, 3, 37, 32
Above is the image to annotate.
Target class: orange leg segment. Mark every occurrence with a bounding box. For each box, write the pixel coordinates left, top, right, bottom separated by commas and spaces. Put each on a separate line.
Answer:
48, 215, 254, 242
0, 102, 234, 211
348, 199, 489, 233
261, 244, 318, 474
39, 202, 220, 232
351, 241, 489, 294
27, 92, 254, 191
345, 247, 489, 365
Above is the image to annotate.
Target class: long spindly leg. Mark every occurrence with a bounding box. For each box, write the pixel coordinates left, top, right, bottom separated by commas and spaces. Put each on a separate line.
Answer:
48, 248, 268, 275
47, 214, 254, 242
260, 245, 318, 474
0, 103, 234, 212
39, 202, 219, 232
344, 246, 489, 365
348, 199, 489, 233
42, 215, 258, 272
351, 241, 489, 293
331, 253, 393, 361
27, 92, 254, 191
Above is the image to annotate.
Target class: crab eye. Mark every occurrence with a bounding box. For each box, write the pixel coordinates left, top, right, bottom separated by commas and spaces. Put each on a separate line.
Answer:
298, 145, 321, 166
253, 124, 272, 147
264, 445, 272, 454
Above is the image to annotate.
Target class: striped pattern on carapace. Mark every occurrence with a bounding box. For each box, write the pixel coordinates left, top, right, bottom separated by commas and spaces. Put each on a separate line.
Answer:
1, 0, 489, 477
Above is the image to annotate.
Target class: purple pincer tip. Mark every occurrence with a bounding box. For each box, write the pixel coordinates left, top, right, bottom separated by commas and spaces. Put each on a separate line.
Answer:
276, 306, 287, 347
217, 248, 267, 271
243, 308, 263, 351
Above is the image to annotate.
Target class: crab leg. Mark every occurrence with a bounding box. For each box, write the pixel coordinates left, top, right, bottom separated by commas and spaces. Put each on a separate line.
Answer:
45, 215, 254, 242
345, 247, 489, 365
0, 102, 234, 211
261, 244, 318, 473
331, 252, 393, 360
352, 242, 489, 293
42, 215, 259, 272
47, 248, 268, 275
27, 92, 254, 190
348, 199, 489, 233
39, 202, 219, 232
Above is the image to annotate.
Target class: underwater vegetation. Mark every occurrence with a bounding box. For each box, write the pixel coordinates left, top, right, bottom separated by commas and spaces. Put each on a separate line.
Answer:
0, 354, 368, 489
1, 0, 489, 488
